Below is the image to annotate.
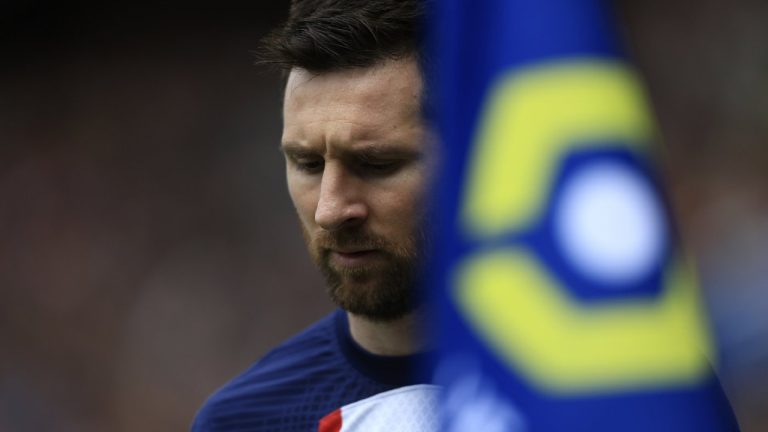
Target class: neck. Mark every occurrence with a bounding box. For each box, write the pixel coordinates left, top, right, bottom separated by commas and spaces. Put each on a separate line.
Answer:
347, 310, 427, 356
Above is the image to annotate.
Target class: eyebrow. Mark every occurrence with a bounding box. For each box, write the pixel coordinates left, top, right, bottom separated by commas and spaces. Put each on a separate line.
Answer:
280, 142, 422, 161
280, 143, 318, 159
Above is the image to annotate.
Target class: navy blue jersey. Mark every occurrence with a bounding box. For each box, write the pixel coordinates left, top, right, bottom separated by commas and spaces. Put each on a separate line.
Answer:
191, 309, 430, 431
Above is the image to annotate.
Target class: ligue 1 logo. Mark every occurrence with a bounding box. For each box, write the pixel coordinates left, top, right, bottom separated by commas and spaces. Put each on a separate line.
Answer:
450, 59, 713, 394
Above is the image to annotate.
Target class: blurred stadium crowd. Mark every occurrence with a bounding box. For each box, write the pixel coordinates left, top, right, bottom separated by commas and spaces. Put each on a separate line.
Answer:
0, 0, 766, 430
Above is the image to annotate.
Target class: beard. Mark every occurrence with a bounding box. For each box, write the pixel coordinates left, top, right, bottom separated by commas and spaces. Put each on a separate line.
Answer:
302, 224, 425, 322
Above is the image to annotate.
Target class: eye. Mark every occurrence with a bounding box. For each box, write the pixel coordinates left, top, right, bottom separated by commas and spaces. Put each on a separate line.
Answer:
359, 160, 403, 176
293, 158, 324, 174
364, 161, 396, 171
360, 161, 401, 176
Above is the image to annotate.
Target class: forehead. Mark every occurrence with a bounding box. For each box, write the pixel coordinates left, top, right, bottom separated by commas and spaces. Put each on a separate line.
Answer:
282, 58, 423, 145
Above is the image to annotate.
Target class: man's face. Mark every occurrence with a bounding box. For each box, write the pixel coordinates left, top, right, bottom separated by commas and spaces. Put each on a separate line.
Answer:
281, 57, 431, 322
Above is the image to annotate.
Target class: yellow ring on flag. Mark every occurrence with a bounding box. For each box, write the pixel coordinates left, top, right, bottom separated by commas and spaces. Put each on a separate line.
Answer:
455, 60, 713, 393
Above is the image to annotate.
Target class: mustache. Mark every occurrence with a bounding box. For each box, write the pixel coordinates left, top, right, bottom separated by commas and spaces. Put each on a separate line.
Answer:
313, 228, 389, 251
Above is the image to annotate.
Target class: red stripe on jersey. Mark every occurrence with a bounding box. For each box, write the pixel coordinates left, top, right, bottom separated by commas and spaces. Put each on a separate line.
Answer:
317, 408, 342, 432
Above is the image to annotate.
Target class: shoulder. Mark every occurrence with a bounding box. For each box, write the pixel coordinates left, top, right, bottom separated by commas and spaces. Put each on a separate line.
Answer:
248, 311, 340, 375
192, 311, 344, 431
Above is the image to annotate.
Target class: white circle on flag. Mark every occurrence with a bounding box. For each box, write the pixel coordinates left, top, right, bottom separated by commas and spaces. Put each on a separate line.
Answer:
554, 160, 665, 286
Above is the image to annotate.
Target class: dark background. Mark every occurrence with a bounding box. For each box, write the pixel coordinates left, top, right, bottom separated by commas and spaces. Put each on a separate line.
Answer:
1, 1, 766, 430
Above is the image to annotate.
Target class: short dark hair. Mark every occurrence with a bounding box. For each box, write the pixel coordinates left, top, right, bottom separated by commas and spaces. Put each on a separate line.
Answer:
258, 0, 425, 73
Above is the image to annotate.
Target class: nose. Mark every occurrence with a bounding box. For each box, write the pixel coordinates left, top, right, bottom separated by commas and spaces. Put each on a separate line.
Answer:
314, 164, 368, 230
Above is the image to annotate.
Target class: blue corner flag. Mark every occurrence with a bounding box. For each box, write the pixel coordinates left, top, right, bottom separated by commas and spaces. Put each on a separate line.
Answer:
427, 0, 740, 430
